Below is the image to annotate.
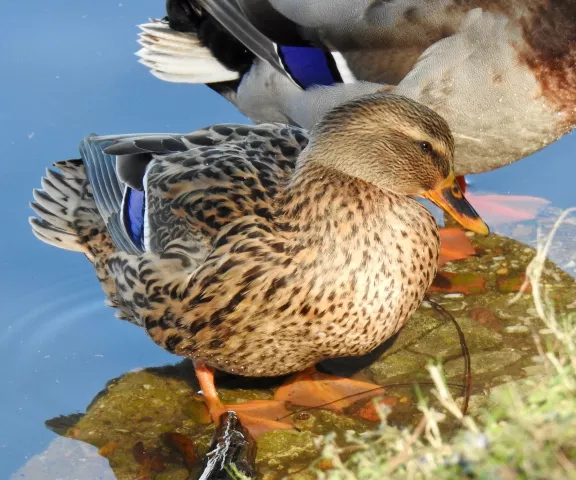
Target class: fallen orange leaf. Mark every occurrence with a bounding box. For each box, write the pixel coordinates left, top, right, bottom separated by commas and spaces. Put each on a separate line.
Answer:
98, 442, 119, 458
439, 228, 476, 266
430, 271, 486, 294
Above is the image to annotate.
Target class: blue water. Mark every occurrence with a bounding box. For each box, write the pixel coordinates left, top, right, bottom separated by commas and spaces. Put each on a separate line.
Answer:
0, 1, 574, 478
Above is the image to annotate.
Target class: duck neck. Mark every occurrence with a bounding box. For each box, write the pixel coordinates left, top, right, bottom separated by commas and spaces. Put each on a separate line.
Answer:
279, 155, 395, 247
277, 156, 440, 312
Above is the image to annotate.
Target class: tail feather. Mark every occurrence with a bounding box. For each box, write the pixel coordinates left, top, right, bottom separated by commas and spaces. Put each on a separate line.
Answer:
32, 188, 66, 217
136, 21, 239, 84
29, 218, 83, 252
30, 197, 72, 233
29, 160, 101, 255
40, 171, 78, 205
31, 158, 139, 323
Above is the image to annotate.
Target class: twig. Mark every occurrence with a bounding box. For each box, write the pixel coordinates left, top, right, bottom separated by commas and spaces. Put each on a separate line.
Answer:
425, 295, 472, 415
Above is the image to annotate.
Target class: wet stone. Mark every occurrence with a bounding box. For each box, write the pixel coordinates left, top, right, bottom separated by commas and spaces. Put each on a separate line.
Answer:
455, 392, 495, 417
522, 365, 547, 377
287, 408, 372, 436
468, 307, 502, 332
156, 469, 189, 480
219, 388, 274, 404
308, 409, 373, 436
369, 350, 428, 384
411, 317, 502, 359
443, 351, 523, 379
256, 430, 317, 471
503, 325, 530, 334
381, 311, 443, 357
50, 367, 217, 480
497, 273, 532, 293
429, 272, 486, 294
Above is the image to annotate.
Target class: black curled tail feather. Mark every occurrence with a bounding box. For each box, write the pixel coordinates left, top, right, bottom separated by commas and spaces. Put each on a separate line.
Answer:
167, 0, 254, 76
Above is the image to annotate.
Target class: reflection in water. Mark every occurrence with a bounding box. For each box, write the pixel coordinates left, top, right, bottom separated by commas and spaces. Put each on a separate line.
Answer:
439, 186, 576, 278
465, 192, 550, 225
3, 292, 102, 353
10, 437, 115, 480
495, 208, 576, 279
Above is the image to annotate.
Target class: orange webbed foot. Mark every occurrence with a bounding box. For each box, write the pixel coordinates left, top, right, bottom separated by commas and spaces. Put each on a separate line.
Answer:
274, 368, 388, 419
194, 360, 293, 438
210, 400, 294, 438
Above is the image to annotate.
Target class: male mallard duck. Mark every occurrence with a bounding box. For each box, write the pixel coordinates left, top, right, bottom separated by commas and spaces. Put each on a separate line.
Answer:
30, 94, 487, 436
137, 0, 575, 176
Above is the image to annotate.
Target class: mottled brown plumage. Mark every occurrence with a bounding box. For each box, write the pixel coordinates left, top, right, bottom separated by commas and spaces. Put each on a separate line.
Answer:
30, 94, 486, 380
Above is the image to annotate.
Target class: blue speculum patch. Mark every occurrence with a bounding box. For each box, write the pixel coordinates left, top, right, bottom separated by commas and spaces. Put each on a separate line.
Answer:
277, 45, 342, 89
124, 188, 146, 249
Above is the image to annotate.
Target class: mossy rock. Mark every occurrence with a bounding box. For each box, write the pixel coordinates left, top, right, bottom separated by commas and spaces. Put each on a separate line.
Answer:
410, 316, 502, 358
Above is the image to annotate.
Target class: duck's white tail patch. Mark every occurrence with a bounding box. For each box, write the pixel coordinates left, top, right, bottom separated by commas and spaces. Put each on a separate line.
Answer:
29, 161, 93, 254
136, 20, 239, 84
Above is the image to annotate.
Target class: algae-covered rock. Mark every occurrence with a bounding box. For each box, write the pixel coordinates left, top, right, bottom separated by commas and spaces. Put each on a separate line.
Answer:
304, 409, 373, 437
430, 272, 487, 294
382, 310, 443, 357
443, 351, 523, 379
411, 317, 502, 358
256, 430, 318, 475
497, 273, 532, 293
369, 350, 429, 383
48, 364, 377, 479
156, 468, 189, 480
468, 306, 503, 332
53, 363, 217, 480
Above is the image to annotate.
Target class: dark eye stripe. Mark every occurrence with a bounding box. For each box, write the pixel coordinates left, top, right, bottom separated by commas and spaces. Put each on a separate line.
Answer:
429, 150, 442, 165
415, 140, 448, 172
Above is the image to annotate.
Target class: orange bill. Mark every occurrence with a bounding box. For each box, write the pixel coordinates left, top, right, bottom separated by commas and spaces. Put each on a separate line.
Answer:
423, 172, 489, 236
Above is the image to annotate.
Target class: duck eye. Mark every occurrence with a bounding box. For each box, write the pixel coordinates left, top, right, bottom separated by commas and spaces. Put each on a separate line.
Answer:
419, 141, 432, 152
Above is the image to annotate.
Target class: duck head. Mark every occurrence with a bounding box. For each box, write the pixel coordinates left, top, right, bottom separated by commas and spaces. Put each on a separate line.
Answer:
307, 93, 489, 235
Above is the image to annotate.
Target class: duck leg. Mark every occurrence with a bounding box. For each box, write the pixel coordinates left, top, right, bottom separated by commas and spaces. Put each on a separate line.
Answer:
193, 360, 294, 438
274, 367, 390, 420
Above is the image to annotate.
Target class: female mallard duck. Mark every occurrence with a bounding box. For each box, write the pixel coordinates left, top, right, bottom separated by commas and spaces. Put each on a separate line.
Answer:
137, 0, 575, 176
30, 94, 487, 436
